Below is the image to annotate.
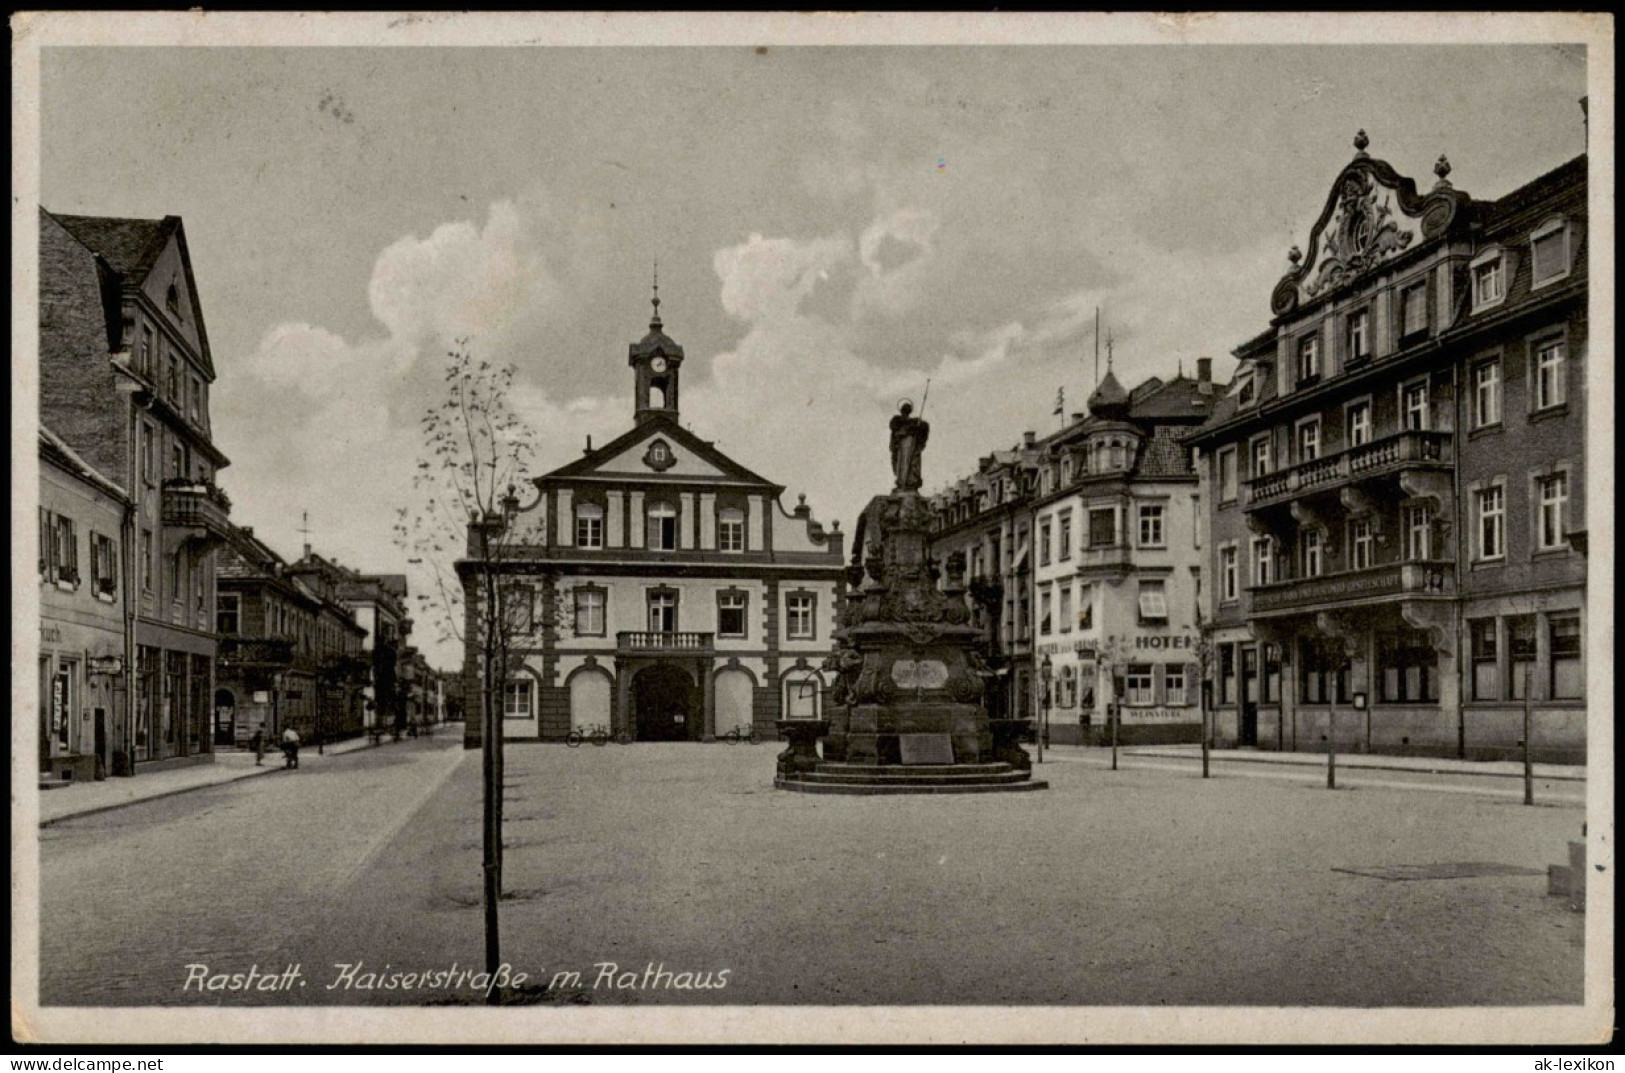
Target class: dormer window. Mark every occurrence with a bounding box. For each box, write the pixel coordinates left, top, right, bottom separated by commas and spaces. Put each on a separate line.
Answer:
1297, 333, 1320, 386
1531, 217, 1574, 288
1471, 249, 1507, 311
1400, 281, 1429, 340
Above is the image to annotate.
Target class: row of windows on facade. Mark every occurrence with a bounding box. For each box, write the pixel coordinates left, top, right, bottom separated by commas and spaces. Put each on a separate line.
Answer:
132, 310, 208, 431
572, 503, 747, 551
139, 419, 213, 489
38, 509, 118, 598
937, 438, 1152, 528
216, 593, 357, 656
498, 670, 825, 720
1278, 218, 1576, 394
1036, 579, 1170, 636
1214, 473, 1569, 599
133, 645, 213, 758
1205, 615, 1582, 708
511, 586, 820, 642
1044, 663, 1193, 710
1220, 337, 1568, 499
1029, 500, 1202, 568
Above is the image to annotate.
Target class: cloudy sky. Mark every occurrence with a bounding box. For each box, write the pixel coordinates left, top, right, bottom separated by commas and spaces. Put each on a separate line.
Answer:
35, 24, 1591, 668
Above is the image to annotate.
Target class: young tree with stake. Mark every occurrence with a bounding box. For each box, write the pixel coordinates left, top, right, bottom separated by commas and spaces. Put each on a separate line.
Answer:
393, 340, 538, 1002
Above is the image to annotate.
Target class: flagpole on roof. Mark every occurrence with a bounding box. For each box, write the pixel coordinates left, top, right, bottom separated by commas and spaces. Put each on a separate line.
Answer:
1093, 307, 1100, 398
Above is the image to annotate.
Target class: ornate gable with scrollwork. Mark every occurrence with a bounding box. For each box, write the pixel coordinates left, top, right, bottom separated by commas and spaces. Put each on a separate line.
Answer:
1271, 131, 1472, 317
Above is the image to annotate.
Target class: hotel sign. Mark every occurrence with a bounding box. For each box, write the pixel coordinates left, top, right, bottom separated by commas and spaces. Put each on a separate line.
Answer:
1252, 566, 1402, 613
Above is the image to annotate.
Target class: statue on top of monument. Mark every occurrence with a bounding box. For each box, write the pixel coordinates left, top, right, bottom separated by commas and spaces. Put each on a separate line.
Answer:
889, 400, 930, 492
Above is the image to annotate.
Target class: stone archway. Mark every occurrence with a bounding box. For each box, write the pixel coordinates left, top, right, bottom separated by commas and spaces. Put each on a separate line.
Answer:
632, 663, 698, 742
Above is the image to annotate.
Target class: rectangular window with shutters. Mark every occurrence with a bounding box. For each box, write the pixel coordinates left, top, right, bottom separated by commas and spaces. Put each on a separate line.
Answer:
53, 514, 79, 586
1550, 615, 1581, 699
91, 532, 117, 597
1470, 619, 1499, 701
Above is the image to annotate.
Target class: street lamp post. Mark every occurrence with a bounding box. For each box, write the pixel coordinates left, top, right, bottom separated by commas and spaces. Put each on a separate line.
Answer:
1038, 654, 1051, 764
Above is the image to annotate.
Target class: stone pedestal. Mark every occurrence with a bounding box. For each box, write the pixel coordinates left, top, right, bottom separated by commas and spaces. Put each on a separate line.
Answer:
774, 478, 1043, 796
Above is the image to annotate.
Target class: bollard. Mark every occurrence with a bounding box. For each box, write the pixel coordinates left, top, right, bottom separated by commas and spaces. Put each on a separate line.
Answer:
1110, 704, 1119, 771
1325, 725, 1336, 790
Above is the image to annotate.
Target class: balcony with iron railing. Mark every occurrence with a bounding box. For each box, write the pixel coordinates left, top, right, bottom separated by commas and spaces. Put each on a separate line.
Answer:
161, 480, 234, 537
218, 635, 297, 668
1249, 560, 1455, 615
617, 631, 715, 654
1245, 430, 1452, 511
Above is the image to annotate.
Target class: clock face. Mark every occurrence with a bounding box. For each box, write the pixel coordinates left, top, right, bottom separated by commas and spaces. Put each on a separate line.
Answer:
651, 357, 668, 373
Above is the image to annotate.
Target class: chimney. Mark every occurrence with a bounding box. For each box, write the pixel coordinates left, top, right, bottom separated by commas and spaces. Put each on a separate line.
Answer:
1022, 430, 1036, 448
1197, 357, 1214, 395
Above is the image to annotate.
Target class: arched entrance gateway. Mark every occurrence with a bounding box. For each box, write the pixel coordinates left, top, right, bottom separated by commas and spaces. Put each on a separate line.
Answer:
631, 663, 698, 742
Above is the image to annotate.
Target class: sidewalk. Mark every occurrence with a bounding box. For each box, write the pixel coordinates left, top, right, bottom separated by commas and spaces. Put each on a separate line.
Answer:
38, 734, 392, 827
1046, 742, 1586, 782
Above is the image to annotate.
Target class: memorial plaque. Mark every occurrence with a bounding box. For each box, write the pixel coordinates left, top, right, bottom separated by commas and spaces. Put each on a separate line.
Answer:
898, 733, 955, 765
890, 659, 949, 689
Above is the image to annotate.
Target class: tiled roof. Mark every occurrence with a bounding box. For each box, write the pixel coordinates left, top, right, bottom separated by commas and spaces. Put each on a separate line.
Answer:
47, 213, 176, 279
1129, 376, 1215, 420
1135, 425, 1195, 479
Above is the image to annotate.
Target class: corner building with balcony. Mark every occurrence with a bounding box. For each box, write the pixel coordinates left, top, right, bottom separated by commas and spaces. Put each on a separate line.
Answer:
930, 363, 1216, 745
1186, 134, 1587, 761
40, 209, 237, 773
461, 297, 846, 745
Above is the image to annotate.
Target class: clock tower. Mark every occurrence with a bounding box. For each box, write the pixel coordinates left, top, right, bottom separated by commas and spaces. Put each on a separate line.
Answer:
630, 270, 684, 425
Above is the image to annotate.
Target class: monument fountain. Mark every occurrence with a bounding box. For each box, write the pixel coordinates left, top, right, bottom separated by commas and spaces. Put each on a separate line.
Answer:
775, 402, 1047, 794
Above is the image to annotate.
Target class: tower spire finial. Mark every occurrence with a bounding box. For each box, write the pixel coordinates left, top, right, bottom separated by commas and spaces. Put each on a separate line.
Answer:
1106, 328, 1114, 370
651, 260, 662, 330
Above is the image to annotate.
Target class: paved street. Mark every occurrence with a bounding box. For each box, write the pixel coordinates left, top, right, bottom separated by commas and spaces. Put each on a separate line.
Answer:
39, 738, 1585, 1007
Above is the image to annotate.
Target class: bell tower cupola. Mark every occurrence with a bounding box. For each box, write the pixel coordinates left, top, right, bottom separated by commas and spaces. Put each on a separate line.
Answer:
630, 265, 685, 425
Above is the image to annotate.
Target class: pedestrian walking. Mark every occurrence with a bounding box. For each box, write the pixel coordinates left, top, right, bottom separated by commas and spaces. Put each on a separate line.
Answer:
251, 726, 265, 766
280, 726, 301, 769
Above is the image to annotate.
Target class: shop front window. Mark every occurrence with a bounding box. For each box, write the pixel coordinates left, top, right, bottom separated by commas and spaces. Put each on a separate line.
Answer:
1550, 615, 1582, 700
1378, 629, 1439, 704
1508, 616, 1536, 699
1470, 619, 1499, 701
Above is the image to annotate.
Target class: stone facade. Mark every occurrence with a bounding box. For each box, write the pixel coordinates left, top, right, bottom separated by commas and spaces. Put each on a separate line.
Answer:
931, 364, 1217, 745
1186, 135, 1587, 762
40, 209, 236, 772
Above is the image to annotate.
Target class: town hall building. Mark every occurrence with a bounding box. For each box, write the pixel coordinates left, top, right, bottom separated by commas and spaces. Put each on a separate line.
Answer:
460, 290, 847, 745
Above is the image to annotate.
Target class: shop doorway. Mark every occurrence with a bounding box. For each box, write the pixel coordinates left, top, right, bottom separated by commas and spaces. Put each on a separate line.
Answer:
632, 663, 697, 741
1240, 646, 1260, 747
214, 689, 237, 746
